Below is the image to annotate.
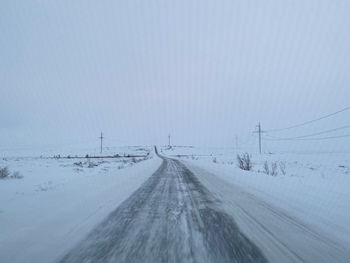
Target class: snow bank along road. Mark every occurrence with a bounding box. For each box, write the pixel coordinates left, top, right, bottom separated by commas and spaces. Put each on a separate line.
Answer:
58, 156, 350, 263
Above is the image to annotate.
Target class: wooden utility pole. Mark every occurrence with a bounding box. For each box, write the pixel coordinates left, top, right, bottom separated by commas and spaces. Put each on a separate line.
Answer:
168, 134, 171, 147
99, 132, 104, 154
253, 123, 264, 154
258, 123, 262, 154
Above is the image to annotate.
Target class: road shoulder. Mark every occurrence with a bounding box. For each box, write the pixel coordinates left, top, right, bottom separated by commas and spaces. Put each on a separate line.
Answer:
182, 160, 350, 263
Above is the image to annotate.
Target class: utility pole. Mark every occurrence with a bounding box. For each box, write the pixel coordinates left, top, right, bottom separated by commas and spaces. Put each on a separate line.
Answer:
168, 134, 171, 147
235, 135, 238, 150
253, 123, 264, 154
99, 132, 104, 154
258, 123, 262, 154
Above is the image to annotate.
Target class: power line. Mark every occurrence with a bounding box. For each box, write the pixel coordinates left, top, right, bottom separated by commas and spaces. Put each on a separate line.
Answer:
264, 133, 350, 141
266, 106, 350, 132
264, 124, 350, 140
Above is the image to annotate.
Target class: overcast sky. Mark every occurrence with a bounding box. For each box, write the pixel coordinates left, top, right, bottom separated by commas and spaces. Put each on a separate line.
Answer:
1, 0, 350, 151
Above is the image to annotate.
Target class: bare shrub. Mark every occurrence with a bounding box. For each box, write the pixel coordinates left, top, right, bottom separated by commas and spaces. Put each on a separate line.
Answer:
263, 161, 270, 175
87, 160, 97, 168
74, 161, 83, 167
237, 155, 244, 169
279, 162, 286, 175
11, 171, 23, 179
212, 157, 217, 163
237, 153, 252, 171
0, 167, 10, 179
263, 161, 279, 176
271, 162, 278, 176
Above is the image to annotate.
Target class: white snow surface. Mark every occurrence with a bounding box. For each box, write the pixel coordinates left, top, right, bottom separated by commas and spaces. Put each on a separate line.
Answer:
2, 145, 350, 262
162, 146, 350, 247
0, 146, 162, 263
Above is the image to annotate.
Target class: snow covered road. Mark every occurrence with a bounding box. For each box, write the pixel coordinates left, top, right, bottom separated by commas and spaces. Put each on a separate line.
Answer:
58, 157, 267, 263
57, 156, 350, 263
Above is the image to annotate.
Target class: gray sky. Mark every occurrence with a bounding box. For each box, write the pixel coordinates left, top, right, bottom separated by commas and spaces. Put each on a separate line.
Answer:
1, 0, 350, 151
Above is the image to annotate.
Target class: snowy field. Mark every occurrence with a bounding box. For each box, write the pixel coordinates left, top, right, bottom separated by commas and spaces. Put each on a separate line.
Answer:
162, 146, 350, 247
0, 145, 153, 159
1, 144, 349, 262
0, 146, 162, 263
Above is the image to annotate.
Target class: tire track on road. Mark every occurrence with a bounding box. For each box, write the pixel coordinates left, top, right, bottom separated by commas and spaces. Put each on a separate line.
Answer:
58, 157, 267, 263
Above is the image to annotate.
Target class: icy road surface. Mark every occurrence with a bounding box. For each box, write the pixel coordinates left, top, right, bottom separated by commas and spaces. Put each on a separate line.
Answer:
58, 156, 350, 263
58, 157, 267, 263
